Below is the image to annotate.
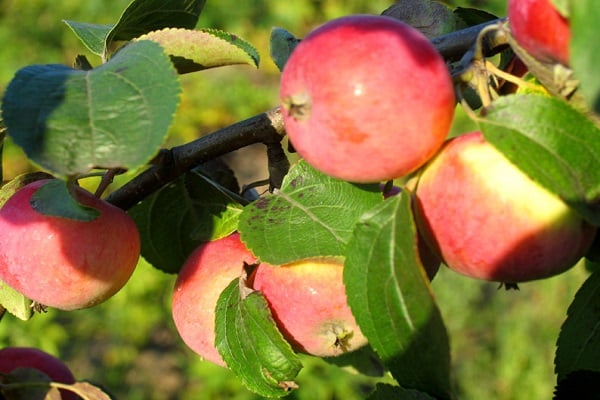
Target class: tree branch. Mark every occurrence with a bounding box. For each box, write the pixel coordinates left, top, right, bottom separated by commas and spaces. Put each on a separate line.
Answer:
106, 18, 508, 210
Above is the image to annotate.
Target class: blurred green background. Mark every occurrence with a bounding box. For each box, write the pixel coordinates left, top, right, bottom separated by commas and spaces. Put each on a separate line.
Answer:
0, 1, 591, 399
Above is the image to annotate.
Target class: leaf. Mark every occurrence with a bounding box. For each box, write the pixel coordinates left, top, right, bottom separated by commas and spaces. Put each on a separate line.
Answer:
215, 277, 302, 398
270, 27, 300, 71
137, 27, 259, 73
1, 40, 181, 177
0, 279, 33, 321
367, 383, 437, 400
478, 94, 600, 224
66, 382, 113, 400
555, 271, 600, 381
1, 367, 60, 400
128, 171, 243, 274
452, 7, 498, 26
0, 172, 54, 208
550, 0, 569, 17
344, 194, 452, 400
105, 0, 206, 56
62, 20, 113, 56
30, 180, 100, 221
238, 160, 381, 265
570, 0, 600, 114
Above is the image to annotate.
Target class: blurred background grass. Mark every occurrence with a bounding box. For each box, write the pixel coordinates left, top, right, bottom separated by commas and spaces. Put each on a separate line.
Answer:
0, 1, 591, 399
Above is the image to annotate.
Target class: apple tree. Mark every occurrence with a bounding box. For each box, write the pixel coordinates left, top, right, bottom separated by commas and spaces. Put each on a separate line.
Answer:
0, 0, 599, 399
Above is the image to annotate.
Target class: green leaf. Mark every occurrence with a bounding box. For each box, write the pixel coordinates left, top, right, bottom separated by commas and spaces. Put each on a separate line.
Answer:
551, 0, 569, 17
30, 180, 100, 221
63, 20, 113, 56
0, 172, 54, 208
238, 160, 382, 265
368, 383, 437, 400
344, 194, 452, 400
555, 271, 600, 381
105, 0, 206, 56
570, 0, 600, 114
128, 171, 243, 274
1, 40, 181, 177
0, 279, 34, 321
270, 27, 300, 71
137, 27, 259, 73
215, 277, 302, 398
478, 94, 600, 224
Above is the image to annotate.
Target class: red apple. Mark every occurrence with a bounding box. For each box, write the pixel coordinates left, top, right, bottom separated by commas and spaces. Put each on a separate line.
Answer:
172, 233, 257, 367
0, 346, 77, 400
508, 0, 570, 66
280, 15, 455, 183
0, 179, 140, 310
250, 257, 367, 357
413, 131, 596, 283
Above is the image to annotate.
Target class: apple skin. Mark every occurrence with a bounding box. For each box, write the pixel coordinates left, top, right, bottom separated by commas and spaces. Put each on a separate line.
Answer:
413, 131, 596, 283
172, 233, 257, 367
250, 257, 368, 357
508, 0, 570, 66
0, 180, 140, 310
280, 15, 455, 183
0, 346, 77, 400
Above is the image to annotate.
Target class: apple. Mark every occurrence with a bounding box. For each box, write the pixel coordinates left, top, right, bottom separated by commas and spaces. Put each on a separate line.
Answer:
249, 257, 367, 357
0, 346, 77, 400
280, 15, 455, 183
0, 179, 140, 310
413, 131, 596, 283
508, 0, 570, 66
171, 233, 257, 367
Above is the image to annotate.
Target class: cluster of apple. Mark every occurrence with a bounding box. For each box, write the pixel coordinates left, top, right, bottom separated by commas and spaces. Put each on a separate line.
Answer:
279, 0, 593, 286
171, 233, 368, 366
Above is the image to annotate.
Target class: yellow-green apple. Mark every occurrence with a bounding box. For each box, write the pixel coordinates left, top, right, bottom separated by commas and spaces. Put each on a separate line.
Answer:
280, 15, 455, 183
0, 179, 140, 310
508, 0, 570, 66
171, 233, 257, 367
0, 346, 77, 400
250, 257, 367, 357
413, 131, 596, 283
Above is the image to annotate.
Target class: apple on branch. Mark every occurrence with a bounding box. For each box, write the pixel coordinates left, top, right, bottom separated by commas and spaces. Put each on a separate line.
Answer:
171, 233, 258, 367
413, 131, 596, 284
507, 0, 570, 66
279, 14, 455, 183
0, 179, 141, 310
249, 257, 368, 357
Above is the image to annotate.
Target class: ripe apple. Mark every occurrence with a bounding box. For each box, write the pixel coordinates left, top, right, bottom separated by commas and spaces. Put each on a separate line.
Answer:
508, 0, 570, 66
171, 233, 257, 367
0, 346, 77, 400
250, 257, 368, 357
0, 179, 140, 310
280, 15, 455, 183
413, 131, 596, 283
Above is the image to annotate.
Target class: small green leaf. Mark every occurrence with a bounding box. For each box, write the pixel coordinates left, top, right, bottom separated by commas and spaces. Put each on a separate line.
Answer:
478, 94, 600, 224
215, 277, 302, 398
571, 0, 600, 114
368, 383, 437, 400
555, 271, 600, 381
137, 27, 259, 73
344, 194, 452, 400
0, 172, 54, 208
270, 27, 300, 71
30, 180, 100, 221
0, 279, 34, 321
1, 40, 181, 177
238, 160, 381, 265
63, 20, 113, 56
128, 171, 243, 274
105, 0, 206, 56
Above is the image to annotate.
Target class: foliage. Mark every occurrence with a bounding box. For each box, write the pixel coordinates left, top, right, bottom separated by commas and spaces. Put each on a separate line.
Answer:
0, 0, 598, 399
